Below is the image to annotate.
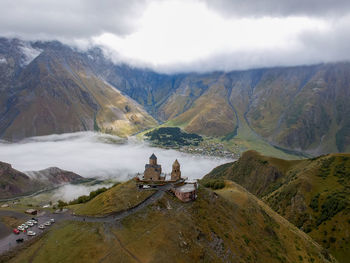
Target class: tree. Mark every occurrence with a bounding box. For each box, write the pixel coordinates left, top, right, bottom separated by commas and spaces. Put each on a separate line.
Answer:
57, 200, 68, 211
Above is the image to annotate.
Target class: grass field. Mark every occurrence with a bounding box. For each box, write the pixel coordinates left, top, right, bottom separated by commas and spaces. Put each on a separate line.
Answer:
69, 180, 155, 216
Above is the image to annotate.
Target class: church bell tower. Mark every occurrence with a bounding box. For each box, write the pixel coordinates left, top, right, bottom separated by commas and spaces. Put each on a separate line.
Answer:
171, 159, 181, 181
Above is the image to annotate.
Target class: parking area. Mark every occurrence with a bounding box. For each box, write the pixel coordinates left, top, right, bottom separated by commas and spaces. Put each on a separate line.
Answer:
0, 211, 58, 254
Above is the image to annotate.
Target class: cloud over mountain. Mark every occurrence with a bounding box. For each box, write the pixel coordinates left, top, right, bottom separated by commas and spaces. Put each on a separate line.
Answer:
1, 0, 350, 73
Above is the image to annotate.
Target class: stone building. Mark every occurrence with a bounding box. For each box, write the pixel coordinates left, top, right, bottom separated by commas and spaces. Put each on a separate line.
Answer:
143, 153, 163, 181
171, 159, 181, 181
173, 183, 197, 202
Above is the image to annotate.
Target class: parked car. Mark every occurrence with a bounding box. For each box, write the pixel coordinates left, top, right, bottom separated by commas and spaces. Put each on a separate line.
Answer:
32, 217, 38, 221
50, 218, 55, 223
38, 225, 45, 229
21, 224, 28, 229
44, 221, 51, 226
13, 229, 20, 235
143, 185, 151, 189
17, 226, 24, 231
27, 231, 36, 236
27, 222, 34, 227
29, 219, 38, 225
16, 238, 24, 243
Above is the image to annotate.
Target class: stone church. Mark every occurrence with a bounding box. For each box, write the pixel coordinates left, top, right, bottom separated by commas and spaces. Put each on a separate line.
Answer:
143, 153, 163, 181
143, 154, 182, 181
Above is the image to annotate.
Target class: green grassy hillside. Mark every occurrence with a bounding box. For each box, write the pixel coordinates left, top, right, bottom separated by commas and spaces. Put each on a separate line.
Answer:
205, 151, 350, 262
69, 180, 155, 216
6, 182, 335, 263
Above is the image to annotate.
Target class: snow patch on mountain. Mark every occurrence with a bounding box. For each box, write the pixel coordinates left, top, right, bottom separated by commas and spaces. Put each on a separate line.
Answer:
20, 43, 42, 66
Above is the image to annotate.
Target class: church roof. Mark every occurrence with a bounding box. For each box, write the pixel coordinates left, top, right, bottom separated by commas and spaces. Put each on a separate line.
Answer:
150, 153, 157, 160
173, 159, 180, 166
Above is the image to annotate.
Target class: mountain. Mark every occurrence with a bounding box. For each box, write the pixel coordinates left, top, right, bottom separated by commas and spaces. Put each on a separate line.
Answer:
0, 38, 157, 140
0, 161, 83, 199
0, 161, 38, 199
25, 167, 83, 186
1, 37, 350, 155
99, 63, 350, 155
4, 180, 336, 263
205, 151, 350, 262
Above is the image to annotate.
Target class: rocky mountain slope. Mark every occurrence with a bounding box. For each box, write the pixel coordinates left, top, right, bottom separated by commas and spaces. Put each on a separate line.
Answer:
0, 38, 157, 140
0, 161, 83, 199
6, 180, 336, 263
98, 62, 350, 155
205, 151, 350, 262
1, 37, 350, 154
0, 162, 37, 199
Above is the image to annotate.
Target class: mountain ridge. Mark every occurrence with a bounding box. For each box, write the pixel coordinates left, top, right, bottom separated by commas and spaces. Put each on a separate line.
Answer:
204, 150, 350, 262
1, 37, 350, 155
0, 160, 83, 199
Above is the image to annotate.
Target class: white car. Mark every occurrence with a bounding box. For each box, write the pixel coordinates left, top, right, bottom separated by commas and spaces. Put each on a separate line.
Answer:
44, 221, 51, 226
27, 231, 36, 236
17, 226, 24, 231
143, 185, 151, 189
29, 220, 38, 225
21, 224, 28, 229
50, 219, 55, 223
38, 225, 45, 229
27, 222, 34, 227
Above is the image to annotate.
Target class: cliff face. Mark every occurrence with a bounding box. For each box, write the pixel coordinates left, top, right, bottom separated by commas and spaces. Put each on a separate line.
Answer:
205, 151, 350, 262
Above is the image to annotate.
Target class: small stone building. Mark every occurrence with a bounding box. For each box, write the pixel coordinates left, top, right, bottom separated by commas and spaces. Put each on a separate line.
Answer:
173, 183, 197, 202
143, 153, 163, 181
171, 159, 181, 181
25, 209, 38, 215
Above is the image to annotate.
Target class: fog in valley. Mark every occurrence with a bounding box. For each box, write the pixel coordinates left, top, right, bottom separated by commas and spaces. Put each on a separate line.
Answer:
0, 132, 232, 201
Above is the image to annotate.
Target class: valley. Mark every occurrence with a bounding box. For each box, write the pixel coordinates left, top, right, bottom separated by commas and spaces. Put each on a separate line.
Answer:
1, 38, 350, 158
1, 1, 350, 263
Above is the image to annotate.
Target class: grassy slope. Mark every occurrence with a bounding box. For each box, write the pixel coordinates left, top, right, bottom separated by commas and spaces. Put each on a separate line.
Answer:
205, 151, 350, 262
69, 180, 155, 216
9, 183, 335, 263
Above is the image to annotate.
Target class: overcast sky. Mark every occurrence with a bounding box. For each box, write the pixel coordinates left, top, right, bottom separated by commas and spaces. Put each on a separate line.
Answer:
1, 0, 350, 73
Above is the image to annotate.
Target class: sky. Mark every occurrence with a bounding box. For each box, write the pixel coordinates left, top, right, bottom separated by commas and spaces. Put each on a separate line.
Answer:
1, 0, 350, 73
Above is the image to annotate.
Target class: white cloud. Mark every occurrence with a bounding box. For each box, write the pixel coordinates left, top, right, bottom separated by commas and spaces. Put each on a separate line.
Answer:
93, 0, 330, 72
0, 132, 231, 181
1, 0, 350, 72
51, 184, 114, 202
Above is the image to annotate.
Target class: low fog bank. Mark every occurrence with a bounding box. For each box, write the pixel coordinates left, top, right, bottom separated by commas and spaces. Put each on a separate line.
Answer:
0, 132, 232, 181
51, 183, 114, 202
